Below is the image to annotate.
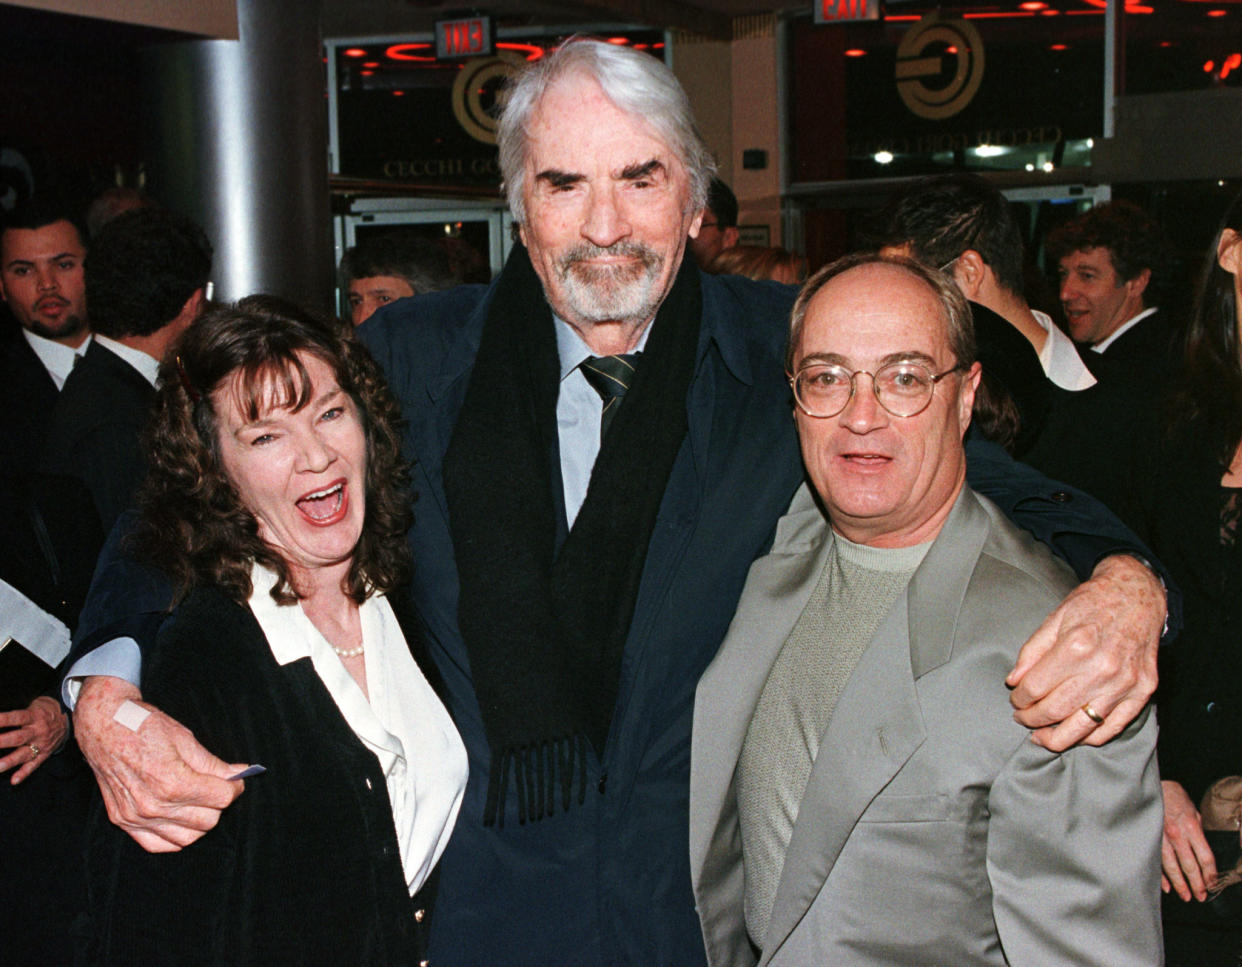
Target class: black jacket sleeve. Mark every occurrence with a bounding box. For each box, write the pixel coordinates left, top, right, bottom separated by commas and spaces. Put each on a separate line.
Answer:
965, 437, 1181, 642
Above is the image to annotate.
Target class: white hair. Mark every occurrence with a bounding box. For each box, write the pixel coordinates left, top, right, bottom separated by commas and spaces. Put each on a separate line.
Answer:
496, 37, 716, 224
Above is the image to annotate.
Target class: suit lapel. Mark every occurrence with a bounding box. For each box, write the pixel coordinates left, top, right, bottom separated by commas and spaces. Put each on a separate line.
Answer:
758, 590, 925, 964
759, 488, 991, 964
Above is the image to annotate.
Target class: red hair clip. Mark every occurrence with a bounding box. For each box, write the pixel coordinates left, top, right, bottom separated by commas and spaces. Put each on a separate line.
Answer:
175, 355, 201, 403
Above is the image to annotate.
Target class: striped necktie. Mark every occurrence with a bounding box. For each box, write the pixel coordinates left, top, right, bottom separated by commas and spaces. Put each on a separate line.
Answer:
581, 353, 640, 440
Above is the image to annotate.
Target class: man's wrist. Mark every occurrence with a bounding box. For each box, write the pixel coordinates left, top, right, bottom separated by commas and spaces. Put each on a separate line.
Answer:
1095, 552, 1169, 638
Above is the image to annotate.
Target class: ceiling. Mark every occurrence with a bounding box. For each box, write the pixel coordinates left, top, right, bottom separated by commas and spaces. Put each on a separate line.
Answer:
319, 0, 806, 41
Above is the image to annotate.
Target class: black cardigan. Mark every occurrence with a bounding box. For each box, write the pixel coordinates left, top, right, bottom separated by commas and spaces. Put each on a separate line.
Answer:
85, 586, 429, 966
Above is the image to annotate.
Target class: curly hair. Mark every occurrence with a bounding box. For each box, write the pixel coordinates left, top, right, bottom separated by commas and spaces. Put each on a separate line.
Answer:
1045, 200, 1168, 298
130, 295, 412, 609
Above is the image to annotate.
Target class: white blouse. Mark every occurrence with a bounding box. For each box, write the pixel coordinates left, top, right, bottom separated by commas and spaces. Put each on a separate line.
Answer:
247, 564, 467, 895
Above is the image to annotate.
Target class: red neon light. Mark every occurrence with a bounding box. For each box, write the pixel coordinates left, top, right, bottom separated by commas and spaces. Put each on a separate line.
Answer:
1050, 43, 1069, 51
392, 90, 405, 96
386, 43, 433, 60
844, 48, 867, 57
360, 70, 374, 76
496, 42, 545, 61
1205, 60, 1216, 71
1223, 52, 1242, 78
606, 37, 629, 45
344, 48, 367, 58
1077, 0, 1153, 11
1019, 1, 1047, 8
1208, 9, 1228, 16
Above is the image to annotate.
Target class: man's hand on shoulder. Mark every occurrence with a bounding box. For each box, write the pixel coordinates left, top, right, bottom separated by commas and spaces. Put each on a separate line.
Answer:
1005, 554, 1163, 751
75, 675, 247, 853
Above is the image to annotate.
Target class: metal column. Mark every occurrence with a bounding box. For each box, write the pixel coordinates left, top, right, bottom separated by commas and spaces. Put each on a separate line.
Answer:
142, 0, 332, 312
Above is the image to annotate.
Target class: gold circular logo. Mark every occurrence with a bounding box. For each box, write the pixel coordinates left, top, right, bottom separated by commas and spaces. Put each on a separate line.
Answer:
895, 14, 985, 121
451, 53, 524, 145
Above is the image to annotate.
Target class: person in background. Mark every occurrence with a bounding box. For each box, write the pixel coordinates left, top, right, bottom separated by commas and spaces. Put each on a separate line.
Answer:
85, 185, 151, 239
86, 297, 466, 965
0, 199, 102, 966
41, 206, 212, 536
706, 244, 805, 285
340, 230, 458, 326
1136, 191, 1242, 966
1047, 199, 1177, 383
688, 176, 740, 269
872, 174, 1156, 516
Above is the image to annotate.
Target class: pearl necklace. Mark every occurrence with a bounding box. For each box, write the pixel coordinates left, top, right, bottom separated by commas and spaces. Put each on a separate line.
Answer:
333, 642, 365, 659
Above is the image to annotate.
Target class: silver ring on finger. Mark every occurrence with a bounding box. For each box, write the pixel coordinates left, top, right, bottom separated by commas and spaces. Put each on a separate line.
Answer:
28, 743, 41, 760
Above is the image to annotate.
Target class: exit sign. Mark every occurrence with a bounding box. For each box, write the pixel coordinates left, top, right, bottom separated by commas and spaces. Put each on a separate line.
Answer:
815, 0, 881, 23
436, 16, 494, 59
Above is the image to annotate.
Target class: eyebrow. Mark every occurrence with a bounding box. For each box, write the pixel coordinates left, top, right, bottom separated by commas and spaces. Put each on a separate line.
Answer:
533, 158, 666, 189
235, 386, 345, 432
534, 169, 584, 189
797, 350, 940, 369
619, 159, 664, 181
3, 252, 80, 269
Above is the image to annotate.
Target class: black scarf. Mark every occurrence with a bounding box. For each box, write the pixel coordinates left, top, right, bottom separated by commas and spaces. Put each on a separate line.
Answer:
442, 244, 702, 826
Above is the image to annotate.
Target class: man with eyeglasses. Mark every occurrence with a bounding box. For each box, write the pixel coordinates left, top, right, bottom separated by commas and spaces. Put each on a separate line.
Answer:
690, 253, 1162, 966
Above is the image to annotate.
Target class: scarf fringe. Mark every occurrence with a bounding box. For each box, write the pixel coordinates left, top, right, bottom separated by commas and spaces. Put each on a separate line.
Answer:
483, 734, 589, 827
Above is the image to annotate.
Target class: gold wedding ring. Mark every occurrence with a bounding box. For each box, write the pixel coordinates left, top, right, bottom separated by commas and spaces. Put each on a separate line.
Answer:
1081, 703, 1105, 725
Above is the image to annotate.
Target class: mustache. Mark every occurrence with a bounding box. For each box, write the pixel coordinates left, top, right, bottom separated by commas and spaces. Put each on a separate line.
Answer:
557, 241, 661, 275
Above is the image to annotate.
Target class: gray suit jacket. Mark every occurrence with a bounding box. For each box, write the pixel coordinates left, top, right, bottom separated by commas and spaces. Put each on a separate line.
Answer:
690, 484, 1162, 966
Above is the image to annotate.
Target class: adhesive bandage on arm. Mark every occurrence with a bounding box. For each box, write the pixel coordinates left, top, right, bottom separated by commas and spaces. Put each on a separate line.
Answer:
113, 699, 151, 732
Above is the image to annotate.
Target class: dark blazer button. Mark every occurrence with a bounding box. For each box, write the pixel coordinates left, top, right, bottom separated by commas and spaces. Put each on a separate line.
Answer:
1050, 491, 1072, 503
598, 772, 608, 794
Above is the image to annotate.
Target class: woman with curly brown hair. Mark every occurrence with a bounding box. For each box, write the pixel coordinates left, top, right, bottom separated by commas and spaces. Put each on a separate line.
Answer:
86, 296, 466, 966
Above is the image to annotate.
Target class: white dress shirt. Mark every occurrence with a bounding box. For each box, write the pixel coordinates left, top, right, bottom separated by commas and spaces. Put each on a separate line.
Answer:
93, 334, 161, 387
1030, 310, 1096, 391
1092, 306, 1159, 354
554, 316, 652, 527
24, 328, 89, 389
248, 564, 467, 896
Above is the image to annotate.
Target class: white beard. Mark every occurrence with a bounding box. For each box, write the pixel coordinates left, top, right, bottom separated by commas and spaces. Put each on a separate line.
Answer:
554, 241, 664, 325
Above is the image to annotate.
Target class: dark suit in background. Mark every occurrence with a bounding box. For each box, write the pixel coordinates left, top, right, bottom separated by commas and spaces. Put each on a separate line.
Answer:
0, 322, 98, 967
0, 321, 58, 471
40, 339, 154, 536
1082, 307, 1178, 384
